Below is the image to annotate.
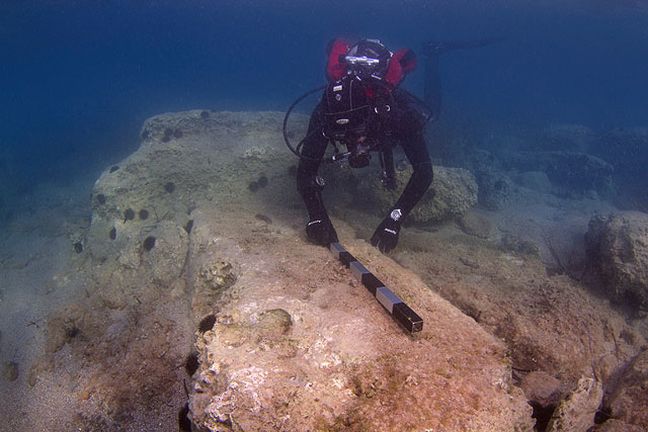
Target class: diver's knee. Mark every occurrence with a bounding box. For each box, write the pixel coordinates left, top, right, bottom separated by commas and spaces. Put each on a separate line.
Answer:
297, 171, 325, 196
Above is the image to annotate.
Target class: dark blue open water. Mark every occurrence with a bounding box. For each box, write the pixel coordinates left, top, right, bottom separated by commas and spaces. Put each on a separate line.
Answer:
1, 0, 648, 211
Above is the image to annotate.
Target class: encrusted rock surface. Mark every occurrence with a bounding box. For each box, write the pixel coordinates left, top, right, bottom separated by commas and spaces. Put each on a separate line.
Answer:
349, 164, 478, 224
81, 110, 535, 431
391, 219, 645, 403
87, 111, 304, 262
457, 210, 494, 239
505, 150, 614, 195
8, 110, 647, 431
318, 153, 478, 224
465, 149, 515, 210
546, 377, 603, 432
592, 418, 646, 432
586, 211, 648, 309
606, 349, 648, 429
520, 370, 563, 408
187, 209, 533, 432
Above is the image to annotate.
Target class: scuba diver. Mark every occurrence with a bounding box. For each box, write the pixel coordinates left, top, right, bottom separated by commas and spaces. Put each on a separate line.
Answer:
291, 38, 433, 253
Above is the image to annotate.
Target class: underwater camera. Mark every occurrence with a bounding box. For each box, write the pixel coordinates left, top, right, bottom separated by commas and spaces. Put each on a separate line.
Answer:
328, 133, 377, 168
346, 141, 373, 168
322, 92, 380, 169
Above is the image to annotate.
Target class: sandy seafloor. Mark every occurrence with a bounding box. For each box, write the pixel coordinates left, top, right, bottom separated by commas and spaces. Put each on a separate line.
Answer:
0, 111, 646, 432
0, 179, 96, 429
0, 177, 193, 430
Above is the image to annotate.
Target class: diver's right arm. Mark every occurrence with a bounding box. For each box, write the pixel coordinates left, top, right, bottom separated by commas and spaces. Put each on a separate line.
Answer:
296, 106, 339, 246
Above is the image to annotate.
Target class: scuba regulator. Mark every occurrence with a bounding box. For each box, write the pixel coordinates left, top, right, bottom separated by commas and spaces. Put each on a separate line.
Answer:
321, 73, 389, 169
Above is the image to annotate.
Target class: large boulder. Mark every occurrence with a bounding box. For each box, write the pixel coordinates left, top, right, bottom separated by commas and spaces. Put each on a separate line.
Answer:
543, 123, 597, 152
594, 127, 648, 178
85, 110, 306, 263
592, 419, 645, 432
595, 127, 648, 209
465, 149, 515, 210
585, 212, 648, 308
187, 209, 534, 432
77, 111, 536, 431
546, 377, 603, 432
343, 164, 478, 224
513, 170, 553, 194
605, 349, 648, 429
504, 150, 614, 196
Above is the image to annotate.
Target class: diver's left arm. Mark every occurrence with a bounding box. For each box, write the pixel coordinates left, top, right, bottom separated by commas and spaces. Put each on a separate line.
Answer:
371, 127, 433, 253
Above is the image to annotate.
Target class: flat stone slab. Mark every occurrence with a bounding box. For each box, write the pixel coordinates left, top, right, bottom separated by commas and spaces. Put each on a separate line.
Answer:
187, 208, 533, 432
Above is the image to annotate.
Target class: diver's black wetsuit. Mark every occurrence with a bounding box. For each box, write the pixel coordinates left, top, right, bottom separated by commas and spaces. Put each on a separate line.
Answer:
296, 88, 433, 251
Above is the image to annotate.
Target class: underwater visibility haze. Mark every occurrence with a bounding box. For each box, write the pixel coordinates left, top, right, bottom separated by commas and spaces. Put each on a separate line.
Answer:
1, 1, 648, 431
2, 0, 648, 200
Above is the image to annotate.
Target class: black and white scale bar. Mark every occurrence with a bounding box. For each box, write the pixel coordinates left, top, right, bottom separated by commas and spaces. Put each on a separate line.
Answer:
329, 242, 423, 334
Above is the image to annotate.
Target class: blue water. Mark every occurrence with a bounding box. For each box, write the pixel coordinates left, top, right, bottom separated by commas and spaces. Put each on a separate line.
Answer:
1, 0, 648, 208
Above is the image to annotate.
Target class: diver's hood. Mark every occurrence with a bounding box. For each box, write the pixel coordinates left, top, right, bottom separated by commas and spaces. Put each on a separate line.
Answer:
345, 39, 393, 79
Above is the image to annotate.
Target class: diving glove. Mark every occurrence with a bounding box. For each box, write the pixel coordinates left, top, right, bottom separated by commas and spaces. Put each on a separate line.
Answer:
306, 217, 338, 246
371, 209, 402, 253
